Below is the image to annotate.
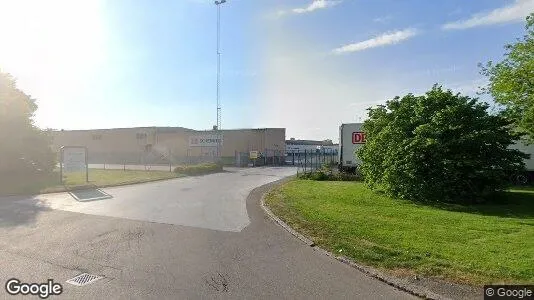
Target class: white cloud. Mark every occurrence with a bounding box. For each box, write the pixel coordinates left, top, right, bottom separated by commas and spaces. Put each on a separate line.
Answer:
277, 0, 341, 17
443, 0, 534, 30
253, 24, 493, 140
373, 15, 392, 23
332, 28, 418, 54
253, 27, 411, 141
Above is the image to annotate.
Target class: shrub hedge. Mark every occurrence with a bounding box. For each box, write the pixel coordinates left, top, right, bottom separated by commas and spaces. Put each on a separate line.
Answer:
298, 165, 362, 181
173, 163, 223, 176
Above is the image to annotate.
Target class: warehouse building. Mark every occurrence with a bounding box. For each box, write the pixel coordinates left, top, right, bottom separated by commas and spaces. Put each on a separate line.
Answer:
51, 127, 286, 165
285, 138, 338, 154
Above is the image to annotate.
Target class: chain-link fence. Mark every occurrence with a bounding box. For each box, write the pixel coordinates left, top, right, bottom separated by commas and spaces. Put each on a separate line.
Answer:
80, 150, 222, 172
234, 149, 286, 167
80, 150, 283, 171
58, 147, 329, 171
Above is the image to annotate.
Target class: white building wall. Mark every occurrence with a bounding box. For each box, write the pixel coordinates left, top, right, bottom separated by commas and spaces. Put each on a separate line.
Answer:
286, 144, 338, 154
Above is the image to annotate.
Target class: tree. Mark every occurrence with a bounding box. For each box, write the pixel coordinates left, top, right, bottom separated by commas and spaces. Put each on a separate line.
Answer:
358, 85, 528, 204
0, 71, 56, 176
479, 13, 534, 142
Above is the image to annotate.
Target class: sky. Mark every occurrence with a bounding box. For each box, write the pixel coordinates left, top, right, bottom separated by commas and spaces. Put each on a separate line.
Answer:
0, 0, 533, 141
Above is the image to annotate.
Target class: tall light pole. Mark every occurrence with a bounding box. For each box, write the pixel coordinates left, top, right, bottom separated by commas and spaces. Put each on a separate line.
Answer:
215, 0, 226, 159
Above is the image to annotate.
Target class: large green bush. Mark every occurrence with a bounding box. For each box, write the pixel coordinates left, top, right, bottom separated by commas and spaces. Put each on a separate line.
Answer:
173, 163, 223, 176
0, 72, 56, 177
358, 85, 528, 204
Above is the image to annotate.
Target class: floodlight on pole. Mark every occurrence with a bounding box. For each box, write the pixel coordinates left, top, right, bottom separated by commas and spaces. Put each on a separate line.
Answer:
214, 0, 226, 158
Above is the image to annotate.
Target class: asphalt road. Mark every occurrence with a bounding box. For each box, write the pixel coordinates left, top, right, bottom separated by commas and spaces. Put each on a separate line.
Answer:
0, 167, 415, 299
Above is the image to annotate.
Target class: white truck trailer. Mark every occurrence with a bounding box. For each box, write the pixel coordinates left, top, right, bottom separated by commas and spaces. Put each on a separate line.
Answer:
338, 122, 534, 183
510, 141, 534, 184
338, 123, 365, 173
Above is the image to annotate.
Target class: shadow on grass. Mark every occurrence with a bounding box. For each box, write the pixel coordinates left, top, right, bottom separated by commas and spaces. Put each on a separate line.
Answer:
0, 172, 63, 197
415, 188, 534, 219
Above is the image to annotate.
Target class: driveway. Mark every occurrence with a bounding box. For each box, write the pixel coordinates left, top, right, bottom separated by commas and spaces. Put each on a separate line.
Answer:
15, 167, 297, 232
0, 167, 415, 299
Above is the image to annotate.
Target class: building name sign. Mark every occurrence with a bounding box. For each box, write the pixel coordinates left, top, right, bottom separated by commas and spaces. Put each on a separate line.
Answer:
189, 135, 224, 147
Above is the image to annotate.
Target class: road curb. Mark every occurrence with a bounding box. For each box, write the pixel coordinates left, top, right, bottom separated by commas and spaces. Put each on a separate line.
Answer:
259, 181, 451, 300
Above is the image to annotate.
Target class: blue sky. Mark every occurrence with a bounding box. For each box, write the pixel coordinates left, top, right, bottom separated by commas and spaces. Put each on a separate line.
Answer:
0, 0, 533, 141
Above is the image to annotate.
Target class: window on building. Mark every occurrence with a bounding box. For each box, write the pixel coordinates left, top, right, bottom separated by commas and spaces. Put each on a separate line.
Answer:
92, 134, 102, 140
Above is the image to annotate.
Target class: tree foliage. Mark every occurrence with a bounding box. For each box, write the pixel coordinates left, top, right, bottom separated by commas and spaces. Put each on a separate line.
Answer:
479, 13, 534, 142
0, 71, 56, 176
358, 85, 528, 204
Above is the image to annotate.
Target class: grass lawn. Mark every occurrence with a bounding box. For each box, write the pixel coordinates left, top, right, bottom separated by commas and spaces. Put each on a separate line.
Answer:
265, 180, 534, 285
0, 169, 183, 196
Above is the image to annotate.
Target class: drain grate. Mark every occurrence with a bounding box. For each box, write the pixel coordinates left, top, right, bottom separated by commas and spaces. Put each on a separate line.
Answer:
69, 189, 112, 202
66, 273, 103, 286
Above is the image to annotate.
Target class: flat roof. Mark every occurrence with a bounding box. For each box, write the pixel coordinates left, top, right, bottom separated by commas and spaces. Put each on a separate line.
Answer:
52, 126, 285, 132
286, 139, 335, 146
196, 128, 285, 132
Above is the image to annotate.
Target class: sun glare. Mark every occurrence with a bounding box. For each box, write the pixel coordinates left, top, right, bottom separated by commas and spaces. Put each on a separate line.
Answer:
0, 0, 108, 126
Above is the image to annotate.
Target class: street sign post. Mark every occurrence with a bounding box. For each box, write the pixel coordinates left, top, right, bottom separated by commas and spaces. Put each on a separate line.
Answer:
250, 150, 258, 167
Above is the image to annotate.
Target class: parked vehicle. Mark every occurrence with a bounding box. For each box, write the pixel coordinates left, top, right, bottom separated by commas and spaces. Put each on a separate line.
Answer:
510, 140, 534, 184
338, 123, 365, 173
338, 122, 534, 183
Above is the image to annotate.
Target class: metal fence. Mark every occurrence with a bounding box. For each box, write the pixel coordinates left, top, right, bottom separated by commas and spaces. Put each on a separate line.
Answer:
58, 147, 337, 171
86, 151, 220, 166
234, 149, 338, 169
234, 149, 286, 167
61, 151, 221, 172
291, 149, 339, 173
76, 150, 285, 171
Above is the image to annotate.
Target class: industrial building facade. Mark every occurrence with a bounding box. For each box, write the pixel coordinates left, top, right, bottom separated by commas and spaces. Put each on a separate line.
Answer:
285, 138, 338, 154
51, 127, 286, 165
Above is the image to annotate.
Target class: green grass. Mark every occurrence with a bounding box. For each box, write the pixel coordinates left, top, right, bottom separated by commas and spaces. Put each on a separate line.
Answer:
265, 180, 534, 285
0, 169, 183, 196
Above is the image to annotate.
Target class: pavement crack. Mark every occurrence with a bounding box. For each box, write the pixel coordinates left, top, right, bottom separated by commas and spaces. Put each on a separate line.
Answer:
205, 272, 230, 292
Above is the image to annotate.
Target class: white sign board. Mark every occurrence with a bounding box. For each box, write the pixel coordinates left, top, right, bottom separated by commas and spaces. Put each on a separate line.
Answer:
250, 151, 259, 159
63, 147, 87, 172
189, 135, 224, 147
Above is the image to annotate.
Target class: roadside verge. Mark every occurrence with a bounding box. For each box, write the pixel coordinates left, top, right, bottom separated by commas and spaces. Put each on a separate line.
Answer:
260, 180, 481, 300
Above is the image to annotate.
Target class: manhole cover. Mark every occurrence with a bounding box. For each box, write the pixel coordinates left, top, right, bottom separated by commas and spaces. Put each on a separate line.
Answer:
69, 189, 112, 202
66, 273, 103, 286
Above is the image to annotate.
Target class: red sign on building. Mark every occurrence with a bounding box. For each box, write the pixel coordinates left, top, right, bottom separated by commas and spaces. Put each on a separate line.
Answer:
352, 132, 366, 144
